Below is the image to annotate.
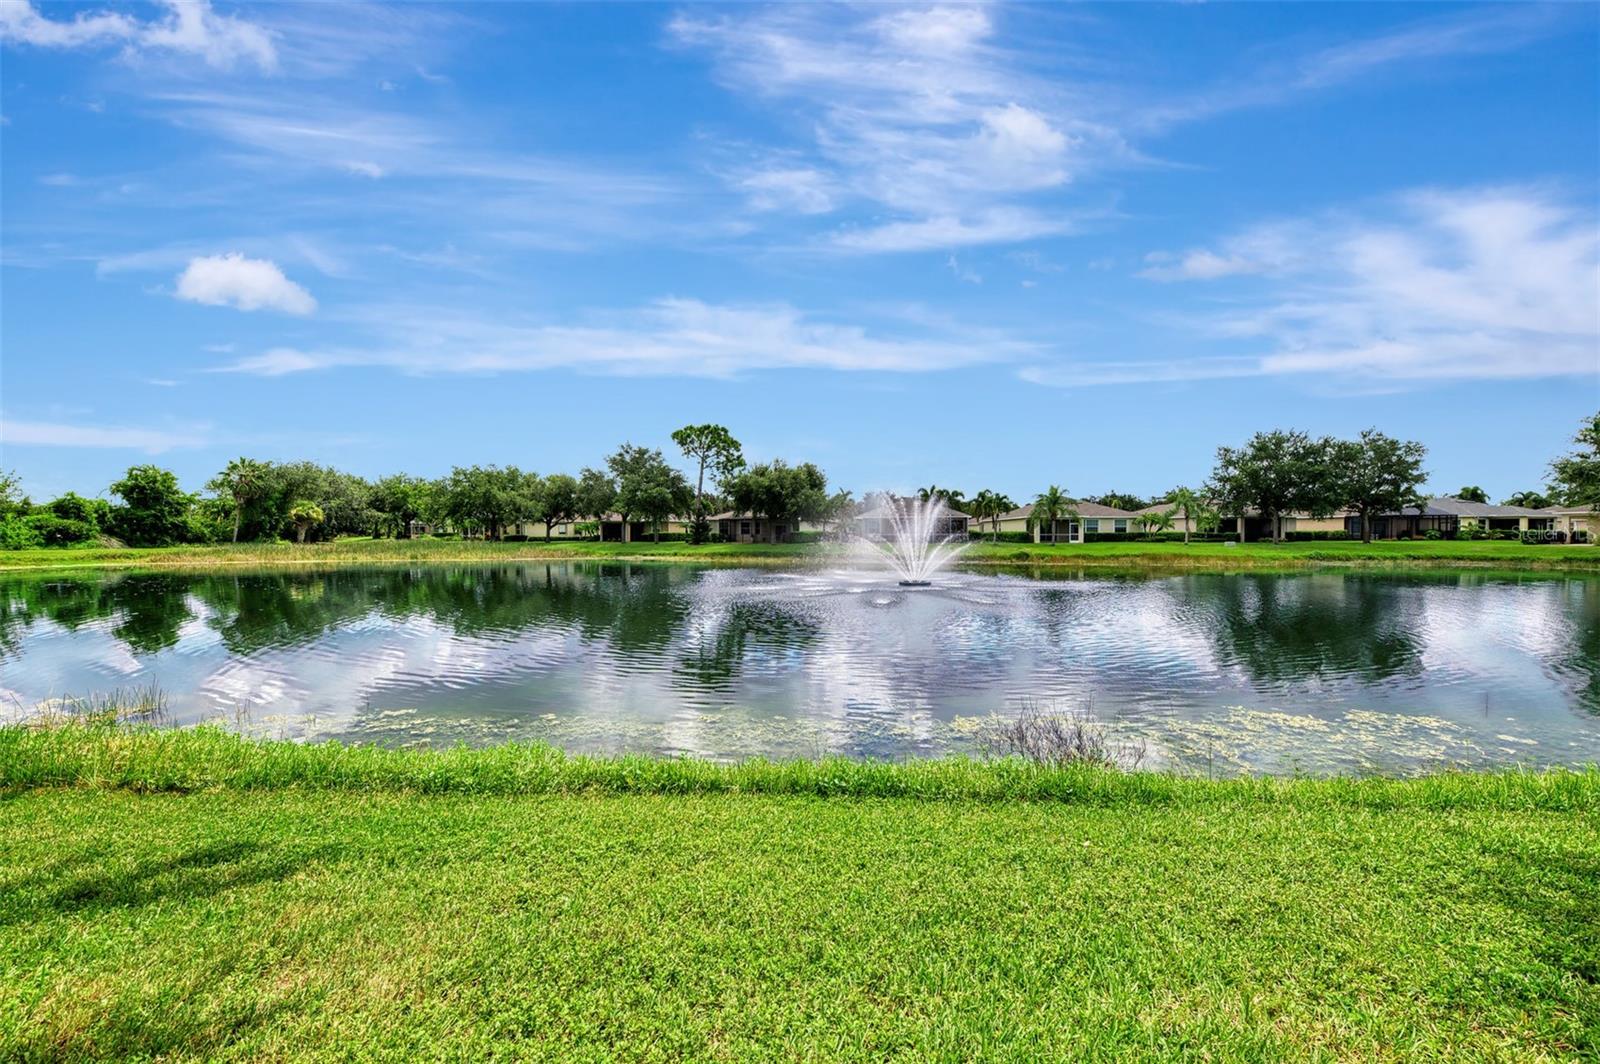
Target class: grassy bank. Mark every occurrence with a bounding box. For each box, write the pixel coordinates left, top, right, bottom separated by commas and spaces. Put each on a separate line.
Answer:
3, 728, 1597, 1061
2, 533, 1597, 573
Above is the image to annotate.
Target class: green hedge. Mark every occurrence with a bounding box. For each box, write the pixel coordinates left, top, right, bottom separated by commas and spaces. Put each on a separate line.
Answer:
968, 530, 1035, 544
1282, 531, 1352, 542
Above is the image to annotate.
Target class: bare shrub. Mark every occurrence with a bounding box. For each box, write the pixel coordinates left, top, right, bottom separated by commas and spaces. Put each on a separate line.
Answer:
986, 699, 1145, 769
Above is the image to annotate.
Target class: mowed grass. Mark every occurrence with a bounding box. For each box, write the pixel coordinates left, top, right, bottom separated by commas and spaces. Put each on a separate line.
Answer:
2, 533, 1597, 573
2, 729, 1597, 1061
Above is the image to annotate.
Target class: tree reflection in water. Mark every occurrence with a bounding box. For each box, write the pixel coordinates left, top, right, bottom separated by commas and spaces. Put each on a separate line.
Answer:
1, 566, 1596, 754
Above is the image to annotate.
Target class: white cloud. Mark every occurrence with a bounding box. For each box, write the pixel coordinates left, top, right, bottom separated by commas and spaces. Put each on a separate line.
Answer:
874, 6, 992, 55
0, 0, 276, 72
1113, 186, 1599, 385
225, 348, 326, 377
670, 6, 1125, 251
1142, 223, 1307, 281
832, 208, 1082, 254
739, 167, 835, 215
175, 253, 317, 315
339, 160, 387, 179
1141, 249, 1267, 282
1137, 5, 1580, 130
0, 417, 208, 453
216, 297, 1038, 378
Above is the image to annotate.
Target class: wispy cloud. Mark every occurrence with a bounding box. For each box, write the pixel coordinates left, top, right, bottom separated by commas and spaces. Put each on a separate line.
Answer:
670, 5, 1133, 252
1139, 5, 1583, 130
0, 417, 210, 453
216, 297, 1038, 378
0, 0, 276, 72
1033, 186, 1598, 388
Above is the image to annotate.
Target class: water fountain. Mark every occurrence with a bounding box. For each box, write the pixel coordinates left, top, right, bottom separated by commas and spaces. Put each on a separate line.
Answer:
854, 495, 969, 585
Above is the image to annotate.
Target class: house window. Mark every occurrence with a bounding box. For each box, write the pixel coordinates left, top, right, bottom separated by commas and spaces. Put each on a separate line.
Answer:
1114, 519, 1128, 533
1084, 519, 1099, 533
741, 521, 751, 537
557, 523, 568, 535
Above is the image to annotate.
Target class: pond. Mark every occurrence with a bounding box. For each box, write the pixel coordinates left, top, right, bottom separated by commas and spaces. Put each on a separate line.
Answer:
2, 562, 1598, 775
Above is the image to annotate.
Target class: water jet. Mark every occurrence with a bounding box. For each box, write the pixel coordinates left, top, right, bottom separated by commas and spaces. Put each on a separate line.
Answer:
852, 494, 968, 585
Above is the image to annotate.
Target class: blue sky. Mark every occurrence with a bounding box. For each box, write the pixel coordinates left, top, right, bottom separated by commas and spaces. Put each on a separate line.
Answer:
2, 1, 1597, 503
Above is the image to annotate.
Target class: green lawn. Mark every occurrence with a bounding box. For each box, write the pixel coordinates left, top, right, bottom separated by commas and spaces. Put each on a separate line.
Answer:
2, 533, 1596, 573
2, 728, 1596, 1061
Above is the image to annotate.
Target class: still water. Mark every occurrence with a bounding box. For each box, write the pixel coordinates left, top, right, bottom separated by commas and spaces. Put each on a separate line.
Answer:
3, 563, 1597, 774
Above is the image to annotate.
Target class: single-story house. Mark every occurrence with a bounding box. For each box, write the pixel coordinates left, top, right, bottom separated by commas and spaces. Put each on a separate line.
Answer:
1545, 505, 1597, 543
509, 513, 694, 542
711, 511, 821, 543
1132, 502, 1240, 536
1345, 497, 1555, 539
1132, 502, 1354, 540
981, 501, 1142, 543
852, 498, 970, 539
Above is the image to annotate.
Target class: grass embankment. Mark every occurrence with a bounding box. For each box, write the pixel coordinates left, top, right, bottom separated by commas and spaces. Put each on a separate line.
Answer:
3, 727, 1597, 1061
2, 534, 1597, 573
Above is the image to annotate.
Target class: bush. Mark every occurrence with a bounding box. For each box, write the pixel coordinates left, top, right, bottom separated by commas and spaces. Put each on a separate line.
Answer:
1423, 530, 1442, 540
787, 531, 823, 544
970, 530, 1035, 544
1077, 532, 1240, 544
22, 514, 98, 547
185, 509, 233, 545
501, 534, 529, 542
46, 492, 107, 528
0, 516, 44, 550
1282, 531, 1352, 542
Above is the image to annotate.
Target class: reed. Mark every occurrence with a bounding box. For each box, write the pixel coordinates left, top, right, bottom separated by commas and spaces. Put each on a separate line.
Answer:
4, 721, 1594, 811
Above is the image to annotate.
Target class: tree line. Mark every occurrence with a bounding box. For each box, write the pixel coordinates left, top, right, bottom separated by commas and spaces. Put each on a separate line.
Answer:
2, 413, 1595, 549
958, 415, 1598, 545
0, 425, 840, 549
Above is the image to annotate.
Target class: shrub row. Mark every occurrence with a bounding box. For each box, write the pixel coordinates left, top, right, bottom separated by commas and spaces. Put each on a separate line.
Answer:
1281, 531, 1353, 542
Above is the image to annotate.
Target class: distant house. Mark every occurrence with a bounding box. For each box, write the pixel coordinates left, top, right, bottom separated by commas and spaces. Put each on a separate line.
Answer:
711, 511, 819, 544
984, 501, 1140, 543
1132, 502, 1239, 537
852, 497, 970, 539
1545, 505, 1597, 543
1345, 497, 1556, 539
1134, 500, 1365, 540
509, 514, 692, 542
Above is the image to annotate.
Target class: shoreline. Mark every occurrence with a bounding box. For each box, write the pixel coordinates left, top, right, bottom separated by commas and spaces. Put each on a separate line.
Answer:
6, 723, 1596, 802
3, 537, 1598, 575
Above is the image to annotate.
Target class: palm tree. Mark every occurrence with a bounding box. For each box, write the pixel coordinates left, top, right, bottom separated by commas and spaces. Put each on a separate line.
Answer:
1027, 485, 1077, 544
1165, 485, 1203, 545
917, 484, 968, 514
208, 456, 268, 543
1137, 509, 1175, 539
969, 489, 1015, 542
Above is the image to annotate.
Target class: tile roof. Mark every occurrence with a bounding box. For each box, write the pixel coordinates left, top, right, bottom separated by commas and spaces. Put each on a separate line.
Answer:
993, 500, 1139, 520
